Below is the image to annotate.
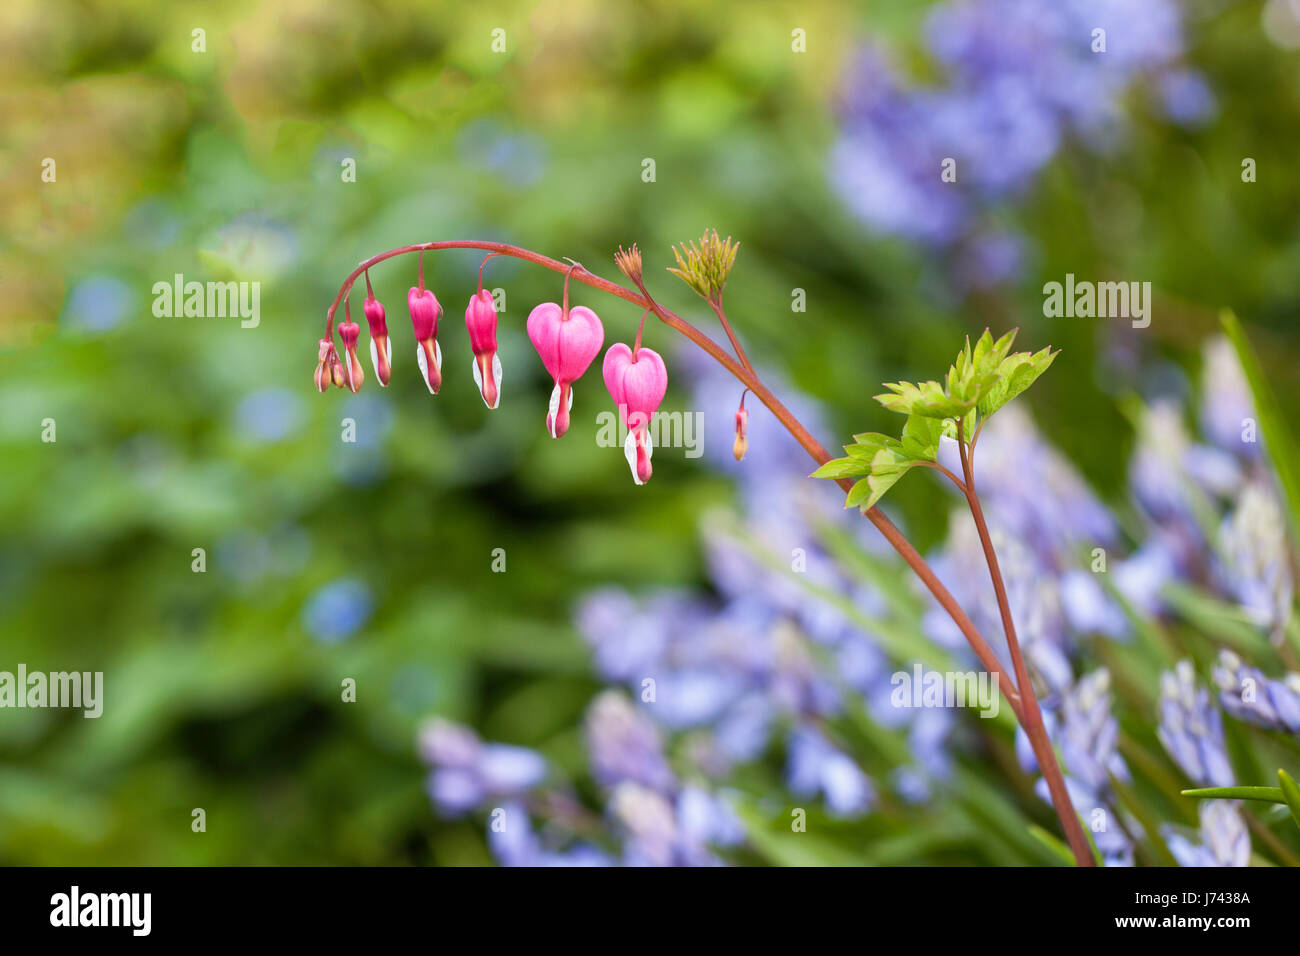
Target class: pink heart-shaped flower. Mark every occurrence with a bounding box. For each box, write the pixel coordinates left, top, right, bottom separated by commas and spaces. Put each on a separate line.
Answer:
526, 302, 604, 437
602, 343, 668, 485
526, 303, 604, 383
602, 343, 667, 429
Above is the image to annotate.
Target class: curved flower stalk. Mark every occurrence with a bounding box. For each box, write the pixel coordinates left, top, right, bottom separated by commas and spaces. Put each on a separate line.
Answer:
317, 234, 1092, 865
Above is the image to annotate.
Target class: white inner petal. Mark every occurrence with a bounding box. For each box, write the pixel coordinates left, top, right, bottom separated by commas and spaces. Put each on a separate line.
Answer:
370, 337, 390, 386
416, 343, 435, 394
623, 430, 653, 486
547, 383, 562, 437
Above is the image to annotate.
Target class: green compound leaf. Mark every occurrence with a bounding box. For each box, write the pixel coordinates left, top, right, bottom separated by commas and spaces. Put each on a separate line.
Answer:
823, 330, 1055, 510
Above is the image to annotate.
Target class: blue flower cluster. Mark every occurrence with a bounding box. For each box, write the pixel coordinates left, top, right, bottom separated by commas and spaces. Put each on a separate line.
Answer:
832, 0, 1213, 282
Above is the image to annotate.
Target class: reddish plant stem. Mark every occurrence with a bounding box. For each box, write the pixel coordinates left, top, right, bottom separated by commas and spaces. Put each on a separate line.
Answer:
632, 309, 650, 358
956, 423, 1094, 867
709, 297, 756, 376
323, 241, 1026, 719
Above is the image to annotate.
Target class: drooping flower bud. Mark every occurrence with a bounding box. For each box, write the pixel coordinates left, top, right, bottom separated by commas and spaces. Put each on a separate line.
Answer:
363, 276, 391, 387
602, 342, 668, 485
330, 348, 346, 388
527, 301, 604, 438
733, 394, 749, 461
409, 285, 442, 394
338, 317, 364, 393
465, 288, 502, 409
314, 338, 337, 393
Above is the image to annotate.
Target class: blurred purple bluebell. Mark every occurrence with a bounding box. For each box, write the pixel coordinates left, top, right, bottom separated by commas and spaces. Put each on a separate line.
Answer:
1157, 661, 1235, 789
1017, 669, 1134, 865
487, 801, 611, 867
418, 718, 548, 817
786, 725, 876, 818
1165, 801, 1250, 867
1219, 483, 1293, 644
833, 0, 1191, 280
1212, 649, 1300, 735
1199, 337, 1259, 460
584, 691, 677, 793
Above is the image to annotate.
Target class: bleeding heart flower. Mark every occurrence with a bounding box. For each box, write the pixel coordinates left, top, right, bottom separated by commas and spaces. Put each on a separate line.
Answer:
409, 285, 442, 394
527, 301, 604, 437
363, 273, 391, 387
338, 316, 364, 393
602, 342, 668, 485
465, 289, 502, 409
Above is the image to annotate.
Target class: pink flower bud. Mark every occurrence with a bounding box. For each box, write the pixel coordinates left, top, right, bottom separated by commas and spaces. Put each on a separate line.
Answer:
409, 286, 442, 394
338, 320, 364, 393
526, 302, 604, 438
465, 289, 502, 409
733, 400, 749, 461
364, 293, 391, 387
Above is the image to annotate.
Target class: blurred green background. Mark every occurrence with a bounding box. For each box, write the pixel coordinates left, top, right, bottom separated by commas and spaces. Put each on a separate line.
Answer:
2, 0, 1299, 864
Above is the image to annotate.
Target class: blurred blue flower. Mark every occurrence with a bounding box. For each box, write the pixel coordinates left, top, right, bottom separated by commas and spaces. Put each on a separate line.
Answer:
832, 0, 1195, 281
1213, 649, 1300, 736
786, 725, 876, 818
1199, 337, 1259, 460
488, 801, 611, 867
457, 119, 547, 188
62, 276, 134, 333
1165, 801, 1250, 867
419, 719, 548, 817
584, 691, 676, 793
1018, 669, 1134, 865
1219, 483, 1293, 643
301, 577, 372, 644
1158, 69, 1218, 128
234, 387, 304, 444
1157, 661, 1235, 788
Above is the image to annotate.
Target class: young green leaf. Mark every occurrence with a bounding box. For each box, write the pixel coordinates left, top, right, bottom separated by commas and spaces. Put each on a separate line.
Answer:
1181, 786, 1286, 804
977, 346, 1058, 419
809, 457, 872, 480
845, 478, 872, 509
875, 380, 975, 420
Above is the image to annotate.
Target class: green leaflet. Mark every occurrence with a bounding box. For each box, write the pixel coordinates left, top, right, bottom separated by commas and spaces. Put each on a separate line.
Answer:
815, 329, 1057, 511
1181, 786, 1287, 803
977, 346, 1057, 419
874, 379, 976, 420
